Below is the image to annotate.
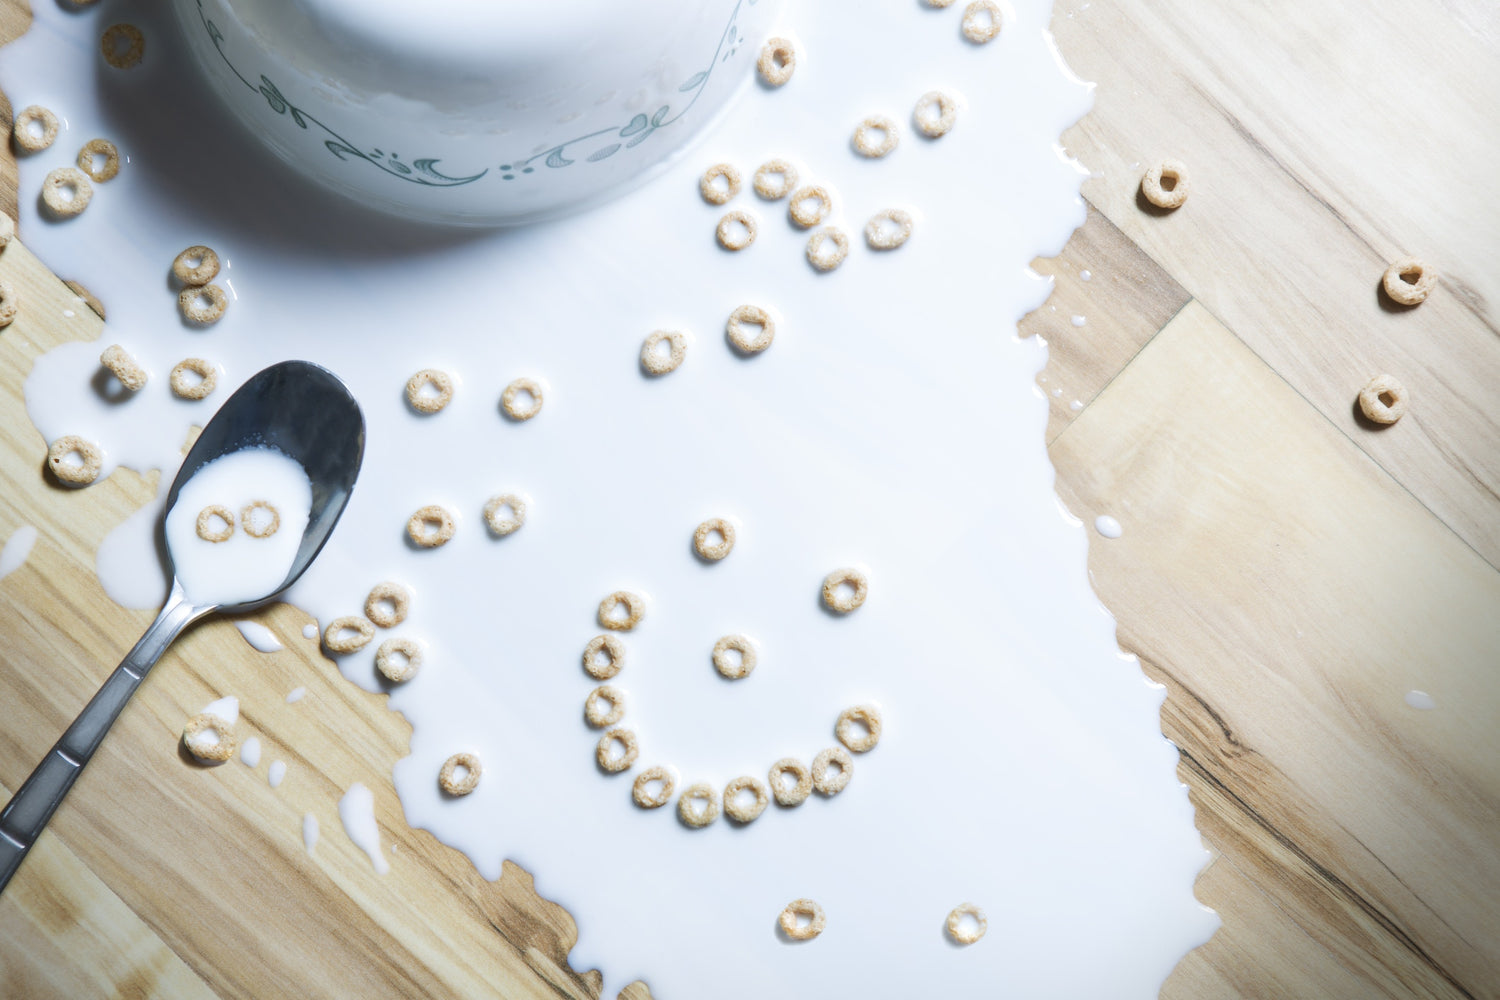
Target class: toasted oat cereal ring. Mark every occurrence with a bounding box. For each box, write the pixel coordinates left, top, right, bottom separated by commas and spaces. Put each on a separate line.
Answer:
439, 752, 481, 796
407, 504, 456, 548
170, 357, 218, 400
500, 377, 543, 421
726, 304, 775, 354
482, 493, 527, 536
99, 344, 147, 391
779, 899, 826, 941
699, 162, 742, 205
182, 712, 237, 763
865, 209, 913, 250
583, 634, 624, 679
596, 727, 639, 773
12, 105, 59, 153
913, 91, 959, 138
0, 281, 17, 329
46, 435, 103, 486
632, 766, 677, 809
852, 115, 899, 158
375, 636, 423, 683
752, 159, 798, 201
757, 37, 796, 87
712, 634, 757, 680
677, 782, 719, 828
365, 581, 411, 628
77, 138, 121, 182
769, 758, 813, 806
598, 590, 645, 631
716, 210, 758, 251
806, 228, 849, 272
811, 746, 853, 796
405, 368, 453, 414
693, 517, 735, 561
178, 284, 228, 325
101, 23, 145, 69
723, 775, 770, 824
41, 167, 93, 219
962, 0, 1003, 42
641, 330, 687, 375
1382, 257, 1436, 306
946, 903, 988, 945
584, 684, 625, 728
822, 567, 868, 613
1141, 160, 1189, 210
171, 245, 219, 287
836, 704, 883, 753
1358, 374, 1409, 425
787, 185, 832, 228
241, 500, 280, 538
0, 212, 13, 250
195, 505, 234, 543
324, 615, 376, 654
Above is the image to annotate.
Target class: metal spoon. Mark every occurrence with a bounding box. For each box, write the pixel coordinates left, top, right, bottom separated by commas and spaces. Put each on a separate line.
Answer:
0, 361, 364, 893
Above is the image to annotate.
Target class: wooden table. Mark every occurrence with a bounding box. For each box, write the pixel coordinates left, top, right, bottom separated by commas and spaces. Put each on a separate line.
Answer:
2, 1, 1497, 996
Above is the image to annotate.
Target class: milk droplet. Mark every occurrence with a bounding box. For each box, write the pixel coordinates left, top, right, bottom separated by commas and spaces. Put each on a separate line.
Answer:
303, 813, 320, 854
1079, 269, 1092, 281
201, 696, 239, 726
235, 620, 283, 653
339, 783, 389, 875
268, 760, 287, 788
286, 686, 307, 704
1095, 515, 1123, 538
1069, 399, 1084, 412
0, 525, 39, 580
1071, 314, 1087, 327
1405, 690, 1436, 710
239, 736, 261, 767
302, 623, 319, 640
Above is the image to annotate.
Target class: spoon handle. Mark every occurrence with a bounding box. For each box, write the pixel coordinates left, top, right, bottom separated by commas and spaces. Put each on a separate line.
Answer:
0, 586, 204, 894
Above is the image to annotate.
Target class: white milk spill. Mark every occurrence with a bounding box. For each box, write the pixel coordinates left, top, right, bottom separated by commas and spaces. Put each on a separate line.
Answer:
268, 760, 287, 788
300, 623, 318, 640
1095, 515, 1124, 539
1405, 690, 1437, 710
239, 736, 262, 767
4, 1, 1217, 995
285, 686, 307, 704
339, 783, 389, 875
303, 812, 319, 854
0, 525, 39, 580
235, 620, 283, 652
201, 696, 239, 727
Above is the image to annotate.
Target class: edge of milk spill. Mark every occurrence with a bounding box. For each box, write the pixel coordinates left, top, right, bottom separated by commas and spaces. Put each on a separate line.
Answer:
2, 1, 1218, 996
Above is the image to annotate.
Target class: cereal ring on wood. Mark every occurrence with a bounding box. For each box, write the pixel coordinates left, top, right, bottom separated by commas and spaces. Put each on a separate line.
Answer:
596, 727, 639, 773
716, 210, 757, 251
779, 899, 826, 941
712, 634, 757, 680
632, 766, 676, 809
640, 330, 687, 375
598, 590, 645, 631
0, 212, 13, 250
100, 344, 147, 391
0, 281, 18, 329
13, 105, 59, 153
726, 304, 775, 354
405, 368, 453, 413
324, 615, 375, 654
500, 377, 543, 421
852, 115, 899, 158
752, 159, 798, 200
769, 758, 812, 806
757, 37, 796, 87
195, 505, 234, 543
77, 138, 121, 182
693, 517, 735, 561
178, 284, 228, 325
241, 500, 280, 538
364, 581, 411, 628
172, 246, 220, 286
101, 23, 145, 69
482, 493, 527, 536
699, 163, 741, 205
375, 636, 422, 683
806, 228, 849, 271
962, 0, 1003, 42
723, 775, 770, 823
865, 209, 913, 250
677, 782, 719, 827
182, 712, 237, 762
583, 634, 624, 679
584, 685, 625, 728
42, 167, 93, 218
811, 746, 853, 796
439, 752, 481, 795
170, 357, 217, 400
787, 185, 832, 228
946, 903, 988, 945
407, 505, 456, 548
913, 91, 958, 138
1358, 374, 1409, 425
47, 435, 103, 486
836, 704, 883, 752
1382, 257, 1436, 305
822, 567, 868, 613
1141, 160, 1189, 210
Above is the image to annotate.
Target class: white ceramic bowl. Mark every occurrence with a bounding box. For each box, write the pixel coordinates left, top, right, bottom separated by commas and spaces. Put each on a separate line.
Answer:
175, 0, 782, 225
